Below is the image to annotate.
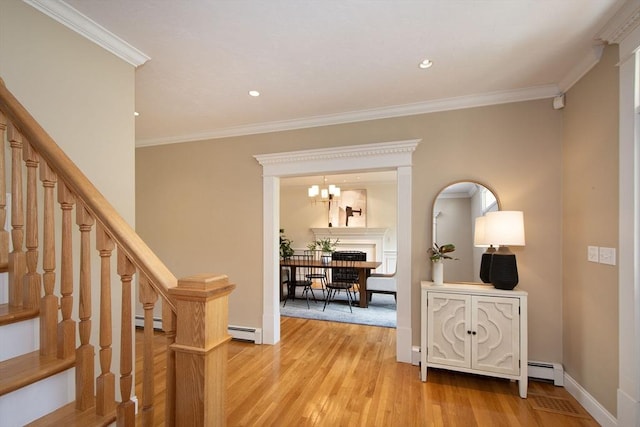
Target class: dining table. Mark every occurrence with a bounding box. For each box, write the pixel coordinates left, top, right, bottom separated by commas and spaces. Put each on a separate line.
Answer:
280, 258, 382, 308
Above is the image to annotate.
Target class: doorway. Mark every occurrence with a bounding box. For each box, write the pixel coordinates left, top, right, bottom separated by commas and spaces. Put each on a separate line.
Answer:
280, 171, 397, 327
255, 139, 420, 363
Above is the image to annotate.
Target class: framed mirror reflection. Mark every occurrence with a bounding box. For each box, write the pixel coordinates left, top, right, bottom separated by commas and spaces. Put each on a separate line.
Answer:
432, 181, 500, 283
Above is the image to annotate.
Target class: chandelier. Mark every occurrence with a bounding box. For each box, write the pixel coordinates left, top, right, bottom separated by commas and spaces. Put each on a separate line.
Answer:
308, 177, 340, 203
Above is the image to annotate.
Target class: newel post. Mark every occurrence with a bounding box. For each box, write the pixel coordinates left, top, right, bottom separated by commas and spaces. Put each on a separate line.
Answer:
169, 274, 235, 426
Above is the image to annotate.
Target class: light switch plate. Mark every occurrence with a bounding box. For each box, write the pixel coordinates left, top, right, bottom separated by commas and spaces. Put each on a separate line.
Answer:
599, 247, 616, 265
588, 246, 599, 263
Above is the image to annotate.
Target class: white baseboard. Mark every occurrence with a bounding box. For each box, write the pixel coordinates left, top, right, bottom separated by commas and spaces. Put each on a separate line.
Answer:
564, 373, 617, 427
396, 326, 412, 364
411, 345, 421, 366
617, 388, 640, 427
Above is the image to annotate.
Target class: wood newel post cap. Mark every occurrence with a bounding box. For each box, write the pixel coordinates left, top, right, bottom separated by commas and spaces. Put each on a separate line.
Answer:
170, 273, 235, 299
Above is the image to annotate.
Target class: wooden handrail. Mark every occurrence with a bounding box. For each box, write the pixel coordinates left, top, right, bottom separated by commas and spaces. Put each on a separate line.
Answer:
0, 78, 177, 310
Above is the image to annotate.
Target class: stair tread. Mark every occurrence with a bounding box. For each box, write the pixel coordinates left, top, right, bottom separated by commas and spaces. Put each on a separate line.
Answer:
0, 350, 74, 396
0, 303, 39, 326
25, 401, 116, 427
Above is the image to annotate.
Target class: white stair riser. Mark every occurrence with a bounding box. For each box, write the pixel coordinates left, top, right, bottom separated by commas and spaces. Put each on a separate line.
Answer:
0, 318, 39, 362
0, 368, 75, 427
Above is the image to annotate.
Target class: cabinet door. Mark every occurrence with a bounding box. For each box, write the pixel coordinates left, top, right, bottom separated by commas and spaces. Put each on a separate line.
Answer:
427, 293, 470, 368
472, 295, 520, 376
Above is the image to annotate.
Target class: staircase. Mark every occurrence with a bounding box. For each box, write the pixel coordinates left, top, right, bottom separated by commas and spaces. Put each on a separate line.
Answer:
0, 78, 235, 426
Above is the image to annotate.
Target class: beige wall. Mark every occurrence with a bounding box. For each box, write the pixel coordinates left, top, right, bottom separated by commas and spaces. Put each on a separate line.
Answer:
563, 44, 619, 415
0, 1, 136, 216
280, 180, 397, 255
136, 97, 564, 364
0, 0, 136, 399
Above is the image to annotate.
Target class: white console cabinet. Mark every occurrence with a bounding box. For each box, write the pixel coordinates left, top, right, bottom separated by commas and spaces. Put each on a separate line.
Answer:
420, 282, 528, 398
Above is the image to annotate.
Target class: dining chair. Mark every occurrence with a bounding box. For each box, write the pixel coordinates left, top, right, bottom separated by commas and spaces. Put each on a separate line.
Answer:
366, 271, 397, 302
323, 258, 357, 313
331, 250, 365, 293
304, 249, 327, 296
282, 254, 317, 309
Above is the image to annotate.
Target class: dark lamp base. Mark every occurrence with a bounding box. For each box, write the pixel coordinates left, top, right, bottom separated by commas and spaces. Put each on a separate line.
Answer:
479, 253, 493, 283
489, 253, 519, 290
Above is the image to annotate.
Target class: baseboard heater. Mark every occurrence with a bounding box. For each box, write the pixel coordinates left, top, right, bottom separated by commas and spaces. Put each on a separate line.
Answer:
228, 325, 262, 344
134, 317, 263, 344
412, 347, 564, 387
134, 315, 163, 330
528, 360, 564, 386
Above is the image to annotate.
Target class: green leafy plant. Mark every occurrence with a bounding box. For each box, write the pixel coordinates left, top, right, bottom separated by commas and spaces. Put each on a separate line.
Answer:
280, 229, 294, 259
427, 243, 458, 262
307, 237, 339, 253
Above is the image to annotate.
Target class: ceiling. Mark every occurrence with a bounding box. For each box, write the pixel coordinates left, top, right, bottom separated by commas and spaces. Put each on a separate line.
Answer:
48, 1, 624, 146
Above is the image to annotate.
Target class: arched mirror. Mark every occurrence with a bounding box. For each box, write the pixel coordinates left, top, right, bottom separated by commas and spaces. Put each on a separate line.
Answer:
432, 181, 500, 283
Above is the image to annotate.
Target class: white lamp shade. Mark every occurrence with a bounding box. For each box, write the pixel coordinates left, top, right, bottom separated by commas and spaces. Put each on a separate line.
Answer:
473, 216, 490, 247
484, 211, 525, 246
308, 185, 319, 197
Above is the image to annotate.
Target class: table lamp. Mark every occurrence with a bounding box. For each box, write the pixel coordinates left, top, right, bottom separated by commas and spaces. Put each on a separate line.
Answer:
484, 211, 525, 290
473, 215, 496, 283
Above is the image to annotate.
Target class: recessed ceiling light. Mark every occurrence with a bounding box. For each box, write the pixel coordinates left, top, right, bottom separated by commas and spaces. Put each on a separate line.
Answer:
248, 90, 260, 97
134, 111, 140, 117
419, 59, 433, 69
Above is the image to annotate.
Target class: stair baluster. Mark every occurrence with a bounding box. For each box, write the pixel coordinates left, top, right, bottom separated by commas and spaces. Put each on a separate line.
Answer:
96, 224, 116, 416
8, 124, 25, 308
163, 302, 177, 427
117, 250, 136, 426
57, 183, 76, 359
40, 162, 57, 356
0, 112, 8, 270
23, 141, 41, 310
75, 204, 95, 410
140, 276, 158, 426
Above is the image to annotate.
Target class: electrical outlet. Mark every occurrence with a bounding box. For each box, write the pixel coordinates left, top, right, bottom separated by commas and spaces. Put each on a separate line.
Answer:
599, 247, 616, 265
587, 246, 599, 263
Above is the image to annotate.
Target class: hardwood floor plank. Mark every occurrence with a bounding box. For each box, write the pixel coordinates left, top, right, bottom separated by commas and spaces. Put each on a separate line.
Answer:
136, 317, 599, 426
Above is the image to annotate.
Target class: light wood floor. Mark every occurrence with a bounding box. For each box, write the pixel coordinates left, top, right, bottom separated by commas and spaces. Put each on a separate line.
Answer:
136, 317, 599, 426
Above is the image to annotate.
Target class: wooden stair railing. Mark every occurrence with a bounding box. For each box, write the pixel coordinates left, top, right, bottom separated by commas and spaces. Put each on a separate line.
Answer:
0, 78, 235, 426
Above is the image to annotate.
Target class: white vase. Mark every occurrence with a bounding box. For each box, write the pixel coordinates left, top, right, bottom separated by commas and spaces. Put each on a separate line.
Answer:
432, 260, 444, 285
321, 252, 332, 265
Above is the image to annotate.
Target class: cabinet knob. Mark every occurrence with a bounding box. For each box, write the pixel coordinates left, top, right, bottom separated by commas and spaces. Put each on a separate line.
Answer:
472, 331, 477, 335
467, 330, 471, 335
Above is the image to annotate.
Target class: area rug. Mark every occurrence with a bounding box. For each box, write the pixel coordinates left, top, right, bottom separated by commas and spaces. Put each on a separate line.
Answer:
280, 290, 396, 328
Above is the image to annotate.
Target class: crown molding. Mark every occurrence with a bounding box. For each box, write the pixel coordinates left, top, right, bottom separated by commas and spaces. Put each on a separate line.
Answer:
136, 85, 557, 147
254, 139, 420, 167
557, 44, 605, 92
597, 0, 640, 45
23, 0, 150, 67
254, 139, 420, 177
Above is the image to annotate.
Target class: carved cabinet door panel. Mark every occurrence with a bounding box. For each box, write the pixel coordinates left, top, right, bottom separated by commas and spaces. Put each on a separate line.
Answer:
472, 296, 520, 376
427, 293, 470, 368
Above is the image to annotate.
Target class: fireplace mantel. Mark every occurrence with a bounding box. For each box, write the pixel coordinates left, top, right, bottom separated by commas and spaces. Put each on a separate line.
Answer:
311, 227, 388, 238
311, 228, 388, 272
